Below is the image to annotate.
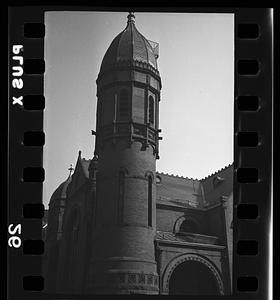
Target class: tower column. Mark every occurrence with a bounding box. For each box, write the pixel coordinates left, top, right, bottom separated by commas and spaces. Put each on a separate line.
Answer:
87, 13, 162, 294
90, 141, 158, 294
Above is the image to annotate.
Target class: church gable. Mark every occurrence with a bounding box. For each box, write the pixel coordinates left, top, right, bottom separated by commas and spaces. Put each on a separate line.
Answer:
66, 151, 91, 198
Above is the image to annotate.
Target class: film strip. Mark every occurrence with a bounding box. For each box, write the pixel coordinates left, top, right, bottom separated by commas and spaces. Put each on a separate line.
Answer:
7, 6, 273, 300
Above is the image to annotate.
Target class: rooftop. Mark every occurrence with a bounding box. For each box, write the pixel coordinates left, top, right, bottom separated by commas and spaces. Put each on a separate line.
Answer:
100, 12, 159, 74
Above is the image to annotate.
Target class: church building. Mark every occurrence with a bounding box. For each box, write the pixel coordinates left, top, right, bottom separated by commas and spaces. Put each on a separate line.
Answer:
43, 12, 233, 295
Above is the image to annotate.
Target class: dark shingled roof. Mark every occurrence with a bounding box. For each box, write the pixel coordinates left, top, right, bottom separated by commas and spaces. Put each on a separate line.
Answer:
49, 175, 72, 203
100, 12, 158, 73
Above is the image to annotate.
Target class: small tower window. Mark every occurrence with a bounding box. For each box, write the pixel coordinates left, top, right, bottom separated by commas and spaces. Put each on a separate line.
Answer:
148, 175, 153, 226
148, 96, 154, 125
119, 89, 129, 119
118, 170, 125, 224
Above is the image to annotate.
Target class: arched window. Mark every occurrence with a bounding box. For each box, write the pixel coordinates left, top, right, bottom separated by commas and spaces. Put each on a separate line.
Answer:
148, 96, 154, 125
118, 89, 129, 119
118, 170, 125, 224
148, 175, 153, 227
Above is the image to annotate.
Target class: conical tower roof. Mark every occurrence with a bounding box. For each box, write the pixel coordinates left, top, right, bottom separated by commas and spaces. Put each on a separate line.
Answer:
100, 12, 158, 73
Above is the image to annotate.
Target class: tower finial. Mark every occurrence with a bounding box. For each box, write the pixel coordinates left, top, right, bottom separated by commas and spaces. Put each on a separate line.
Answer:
127, 12, 135, 24
68, 164, 74, 176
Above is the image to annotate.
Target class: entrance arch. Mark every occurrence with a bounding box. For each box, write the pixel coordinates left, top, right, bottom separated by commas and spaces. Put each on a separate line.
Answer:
162, 254, 224, 295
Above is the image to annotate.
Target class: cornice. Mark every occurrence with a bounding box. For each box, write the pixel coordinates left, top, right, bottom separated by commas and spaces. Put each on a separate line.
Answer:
97, 59, 161, 83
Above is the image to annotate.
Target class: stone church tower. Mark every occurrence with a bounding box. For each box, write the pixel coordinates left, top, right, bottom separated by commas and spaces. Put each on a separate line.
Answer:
90, 12, 161, 294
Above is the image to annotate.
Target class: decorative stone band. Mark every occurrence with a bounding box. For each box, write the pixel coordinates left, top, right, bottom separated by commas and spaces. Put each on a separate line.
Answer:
96, 122, 159, 157
89, 271, 159, 292
163, 253, 225, 295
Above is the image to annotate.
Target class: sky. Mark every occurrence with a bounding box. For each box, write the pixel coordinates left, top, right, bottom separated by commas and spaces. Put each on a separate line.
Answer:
43, 11, 234, 207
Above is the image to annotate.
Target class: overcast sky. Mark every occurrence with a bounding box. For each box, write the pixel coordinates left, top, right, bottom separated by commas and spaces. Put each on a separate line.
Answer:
43, 11, 234, 207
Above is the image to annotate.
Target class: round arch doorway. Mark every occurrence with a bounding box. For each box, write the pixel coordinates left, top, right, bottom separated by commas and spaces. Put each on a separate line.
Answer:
168, 260, 222, 295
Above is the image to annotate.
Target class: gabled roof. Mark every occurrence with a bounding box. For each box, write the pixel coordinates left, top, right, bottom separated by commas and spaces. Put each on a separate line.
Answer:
155, 172, 203, 209
155, 163, 233, 210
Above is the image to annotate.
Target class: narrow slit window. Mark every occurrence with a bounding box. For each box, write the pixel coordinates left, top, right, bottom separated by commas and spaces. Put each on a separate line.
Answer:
148, 176, 153, 226
148, 96, 154, 125
118, 171, 125, 224
119, 89, 129, 119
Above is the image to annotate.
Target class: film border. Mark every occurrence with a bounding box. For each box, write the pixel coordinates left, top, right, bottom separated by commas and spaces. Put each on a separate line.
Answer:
7, 6, 273, 300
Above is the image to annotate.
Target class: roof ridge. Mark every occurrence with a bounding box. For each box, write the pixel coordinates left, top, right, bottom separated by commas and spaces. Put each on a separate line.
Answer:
135, 24, 150, 64
200, 162, 233, 181
156, 171, 199, 181
156, 162, 233, 182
